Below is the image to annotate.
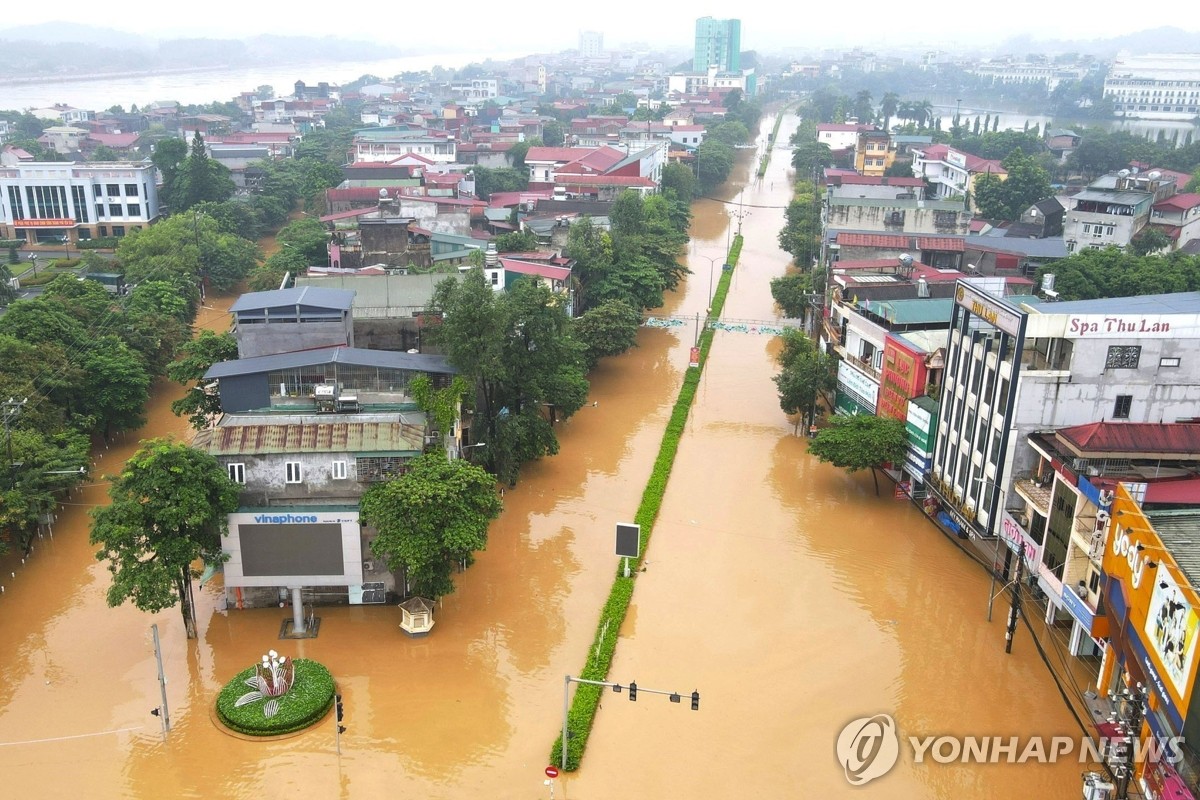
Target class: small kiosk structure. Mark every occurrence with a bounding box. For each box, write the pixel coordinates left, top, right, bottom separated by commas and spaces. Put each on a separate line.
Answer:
398, 596, 435, 638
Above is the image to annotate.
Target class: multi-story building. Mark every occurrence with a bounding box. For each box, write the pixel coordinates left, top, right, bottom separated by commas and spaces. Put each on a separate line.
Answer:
925, 287, 1200, 624
1104, 54, 1200, 120
854, 130, 894, 176
1150, 193, 1200, 252
579, 31, 604, 58
910, 143, 1006, 208
816, 123, 876, 154
968, 60, 1088, 92
0, 160, 161, 244
1063, 170, 1177, 253
693, 16, 740, 73
351, 128, 457, 164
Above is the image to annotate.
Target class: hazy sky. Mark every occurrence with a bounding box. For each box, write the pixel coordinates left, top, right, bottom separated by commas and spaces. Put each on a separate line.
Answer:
6, 4, 1198, 54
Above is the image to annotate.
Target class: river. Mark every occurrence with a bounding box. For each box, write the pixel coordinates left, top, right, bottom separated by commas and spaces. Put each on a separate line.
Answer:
0, 53, 517, 112
0, 112, 1086, 798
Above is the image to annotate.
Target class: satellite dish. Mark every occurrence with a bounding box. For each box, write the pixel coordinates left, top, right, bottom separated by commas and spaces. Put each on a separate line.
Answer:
1117, 169, 1130, 178
898, 253, 914, 268
1148, 170, 1162, 180
379, 188, 389, 198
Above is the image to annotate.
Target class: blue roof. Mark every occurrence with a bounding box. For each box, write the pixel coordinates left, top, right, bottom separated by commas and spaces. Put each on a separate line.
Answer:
205, 347, 456, 379
229, 286, 355, 313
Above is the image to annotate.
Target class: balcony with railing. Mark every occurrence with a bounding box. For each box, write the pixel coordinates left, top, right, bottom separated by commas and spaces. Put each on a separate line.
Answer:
1013, 471, 1053, 516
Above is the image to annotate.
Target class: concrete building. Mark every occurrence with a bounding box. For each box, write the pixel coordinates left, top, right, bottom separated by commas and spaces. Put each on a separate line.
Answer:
229, 287, 355, 360
351, 128, 457, 164
925, 287, 1200, 629
1063, 170, 1177, 253
910, 143, 1006, 208
1105, 54, 1200, 120
693, 16, 741, 73
968, 60, 1088, 92
0, 160, 161, 244
579, 30, 604, 58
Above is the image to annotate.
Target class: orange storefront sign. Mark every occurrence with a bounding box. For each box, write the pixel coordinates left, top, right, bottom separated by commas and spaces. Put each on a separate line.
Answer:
13, 218, 75, 228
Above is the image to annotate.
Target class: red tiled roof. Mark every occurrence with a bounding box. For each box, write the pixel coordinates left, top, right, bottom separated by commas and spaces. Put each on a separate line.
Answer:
917, 144, 1007, 175
834, 258, 919, 270
836, 233, 908, 248
389, 152, 435, 165
1154, 193, 1200, 212
915, 237, 965, 251
526, 147, 596, 163
1145, 477, 1200, 504
87, 132, 139, 148
498, 258, 572, 281
487, 190, 554, 208
555, 174, 656, 187
564, 146, 626, 173
217, 132, 294, 144
1057, 422, 1200, 456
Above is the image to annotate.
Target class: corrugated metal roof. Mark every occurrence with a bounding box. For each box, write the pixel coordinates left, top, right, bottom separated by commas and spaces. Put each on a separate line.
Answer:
229, 287, 355, 313
205, 347, 456, 379
874, 298, 955, 325
1071, 189, 1149, 206
194, 421, 425, 455
1143, 510, 1200, 587
1033, 292, 1200, 316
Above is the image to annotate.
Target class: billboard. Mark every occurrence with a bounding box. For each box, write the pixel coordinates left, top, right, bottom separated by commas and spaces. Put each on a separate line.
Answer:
878, 337, 929, 421
1145, 565, 1200, 701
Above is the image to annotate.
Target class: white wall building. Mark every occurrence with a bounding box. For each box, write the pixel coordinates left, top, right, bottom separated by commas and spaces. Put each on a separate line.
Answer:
1104, 54, 1200, 120
0, 160, 161, 243
579, 30, 604, 58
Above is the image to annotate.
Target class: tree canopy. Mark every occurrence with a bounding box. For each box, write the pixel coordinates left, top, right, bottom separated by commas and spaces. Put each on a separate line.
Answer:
167, 330, 239, 430
359, 453, 502, 599
808, 414, 908, 495
972, 150, 1051, 221
773, 330, 836, 432
570, 299, 641, 370
115, 211, 260, 291
89, 438, 239, 638
1036, 249, 1200, 301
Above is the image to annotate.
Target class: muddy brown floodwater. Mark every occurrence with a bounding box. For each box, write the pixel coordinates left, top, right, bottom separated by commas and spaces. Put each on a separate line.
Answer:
0, 113, 1081, 799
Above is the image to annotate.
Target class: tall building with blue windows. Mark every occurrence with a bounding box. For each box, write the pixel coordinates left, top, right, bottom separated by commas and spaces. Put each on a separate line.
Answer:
693, 17, 741, 73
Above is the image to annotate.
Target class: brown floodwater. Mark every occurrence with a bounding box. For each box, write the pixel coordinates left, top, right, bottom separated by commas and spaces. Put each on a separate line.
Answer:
0, 114, 1082, 799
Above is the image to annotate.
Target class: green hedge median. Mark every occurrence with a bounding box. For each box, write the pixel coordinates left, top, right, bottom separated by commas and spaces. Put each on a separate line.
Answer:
757, 108, 790, 178
550, 234, 744, 771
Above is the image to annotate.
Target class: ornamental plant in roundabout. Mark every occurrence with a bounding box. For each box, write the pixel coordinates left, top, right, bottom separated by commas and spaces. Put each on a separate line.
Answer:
215, 650, 336, 736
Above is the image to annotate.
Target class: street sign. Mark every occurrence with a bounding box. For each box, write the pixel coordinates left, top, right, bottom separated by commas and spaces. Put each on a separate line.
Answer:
545, 766, 559, 778
615, 523, 640, 558
689, 346, 700, 368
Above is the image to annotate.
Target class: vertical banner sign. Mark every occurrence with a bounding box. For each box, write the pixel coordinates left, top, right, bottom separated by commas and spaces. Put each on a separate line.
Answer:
689, 347, 700, 368
615, 523, 640, 558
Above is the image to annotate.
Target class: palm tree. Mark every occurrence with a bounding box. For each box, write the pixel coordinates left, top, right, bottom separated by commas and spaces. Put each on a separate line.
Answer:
853, 90, 873, 124
914, 100, 934, 130
881, 92, 899, 131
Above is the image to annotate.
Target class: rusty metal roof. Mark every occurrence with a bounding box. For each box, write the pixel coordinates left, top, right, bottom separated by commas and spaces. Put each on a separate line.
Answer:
193, 421, 425, 455
1056, 422, 1200, 459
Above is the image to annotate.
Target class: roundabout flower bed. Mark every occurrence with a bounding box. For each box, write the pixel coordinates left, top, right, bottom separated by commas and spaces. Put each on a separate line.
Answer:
215, 655, 336, 737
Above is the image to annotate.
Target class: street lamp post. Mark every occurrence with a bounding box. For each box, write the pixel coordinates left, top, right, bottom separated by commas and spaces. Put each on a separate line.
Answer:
28, 253, 38, 278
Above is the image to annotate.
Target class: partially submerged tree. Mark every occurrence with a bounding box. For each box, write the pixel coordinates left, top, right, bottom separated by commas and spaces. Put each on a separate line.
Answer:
773, 330, 835, 433
90, 439, 239, 638
807, 414, 907, 496
167, 331, 239, 430
360, 453, 502, 599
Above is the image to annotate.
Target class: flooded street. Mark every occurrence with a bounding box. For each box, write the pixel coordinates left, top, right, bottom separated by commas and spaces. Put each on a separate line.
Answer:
0, 113, 1081, 798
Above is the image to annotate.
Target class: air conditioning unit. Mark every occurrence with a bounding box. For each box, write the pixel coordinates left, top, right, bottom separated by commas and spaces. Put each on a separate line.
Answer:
363, 561, 374, 573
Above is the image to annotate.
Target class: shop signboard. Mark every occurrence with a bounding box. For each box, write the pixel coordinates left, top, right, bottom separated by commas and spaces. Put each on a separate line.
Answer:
954, 283, 1022, 337
1000, 511, 1040, 571
1145, 564, 1200, 703
836, 360, 878, 414
14, 218, 75, 228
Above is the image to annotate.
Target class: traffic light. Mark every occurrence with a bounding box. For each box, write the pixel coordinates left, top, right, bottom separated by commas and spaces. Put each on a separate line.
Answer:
669, 693, 681, 704
335, 694, 344, 722
690, 691, 700, 711
628, 681, 637, 702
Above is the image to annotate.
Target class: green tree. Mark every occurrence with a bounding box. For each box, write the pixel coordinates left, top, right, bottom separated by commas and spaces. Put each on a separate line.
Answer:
1185, 168, 1200, 193
151, 137, 188, 209
89, 439, 239, 638
852, 90, 873, 123
360, 453, 502, 599
116, 212, 260, 291
1130, 228, 1172, 257
90, 144, 118, 162
770, 272, 815, 319
881, 92, 899, 131
542, 121, 565, 147
77, 335, 152, 438
808, 413, 907, 495
791, 140, 834, 178
0, 427, 89, 556
173, 132, 236, 211
773, 329, 836, 433
493, 230, 539, 252
661, 162, 697, 206
777, 181, 822, 267
0, 262, 15, 306
429, 270, 589, 485
275, 217, 329, 265
167, 331, 239, 430
472, 166, 529, 200
972, 151, 1052, 221
570, 299, 641, 370
696, 138, 734, 194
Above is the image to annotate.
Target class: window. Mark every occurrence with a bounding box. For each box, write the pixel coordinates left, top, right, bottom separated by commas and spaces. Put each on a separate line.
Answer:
285, 462, 303, 483
106, 183, 120, 196
95, 204, 104, 220
1160, 357, 1181, 368
227, 463, 245, 484
1105, 345, 1141, 369
93, 184, 101, 197
112, 226, 125, 236
331, 460, 348, 480
1113, 395, 1133, 419
125, 183, 138, 196
1083, 224, 1091, 234
126, 204, 141, 217
109, 203, 123, 217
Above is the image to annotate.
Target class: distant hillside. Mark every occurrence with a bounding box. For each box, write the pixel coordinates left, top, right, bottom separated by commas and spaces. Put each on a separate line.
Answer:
0, 23, 402, 81
998, 25, 1200, 57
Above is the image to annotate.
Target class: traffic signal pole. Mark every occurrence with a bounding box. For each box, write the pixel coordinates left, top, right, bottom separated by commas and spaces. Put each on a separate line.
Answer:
561, 675, 699, 770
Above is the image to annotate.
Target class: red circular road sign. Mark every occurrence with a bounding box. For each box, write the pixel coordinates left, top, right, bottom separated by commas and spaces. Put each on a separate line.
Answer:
545, 766, 559, 778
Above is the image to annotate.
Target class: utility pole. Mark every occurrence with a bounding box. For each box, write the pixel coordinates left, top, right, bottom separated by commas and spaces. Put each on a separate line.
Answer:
1004, 556, 1023, 654
1109, 683, 1147, 800
3, 397, 27, 490
150, 623, 170, 734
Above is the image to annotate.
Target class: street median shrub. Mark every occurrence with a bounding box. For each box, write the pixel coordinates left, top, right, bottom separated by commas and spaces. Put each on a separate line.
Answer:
550, 235, 743, 771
